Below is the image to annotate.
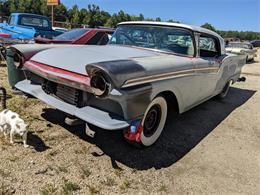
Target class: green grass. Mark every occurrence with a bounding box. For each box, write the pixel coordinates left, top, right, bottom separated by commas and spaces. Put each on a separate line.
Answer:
40, 183, 57, 195
7, 155, 19, 162
158, 184, 168, 193
57, 165, 68, 173
86, 184, 100, 195
102, 177, 116, 186
119, 179, 131, 191
62, 180, 80, 195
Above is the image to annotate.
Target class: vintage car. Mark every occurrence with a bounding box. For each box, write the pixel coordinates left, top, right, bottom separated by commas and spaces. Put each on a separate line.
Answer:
225, 42, 257, 62
34, 28, 114, 45
250, 40, 260, 48
11, 21, 246, 147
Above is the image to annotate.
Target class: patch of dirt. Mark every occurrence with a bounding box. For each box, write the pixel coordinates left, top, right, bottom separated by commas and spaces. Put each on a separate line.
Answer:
0, 49, 259, 194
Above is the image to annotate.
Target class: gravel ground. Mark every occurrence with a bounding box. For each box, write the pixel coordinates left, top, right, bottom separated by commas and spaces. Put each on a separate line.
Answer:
0, 50, 259, 195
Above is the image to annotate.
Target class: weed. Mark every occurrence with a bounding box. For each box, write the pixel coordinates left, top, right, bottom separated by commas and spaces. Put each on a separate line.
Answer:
114, 169, 123, 177
102, 177, 116, 186
86, 184, 100, 195
7, 156, 19, 162
62, 180, 80, 195
40, 183, 57, 195
46, 150, 58, 160
57, 165, 68, 173
158, 184, 168, 193
119, 179, 130, 191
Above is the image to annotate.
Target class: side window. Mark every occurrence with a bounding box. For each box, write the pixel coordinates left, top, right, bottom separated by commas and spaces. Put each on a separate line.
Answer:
8, 16, 15, 26
162, 33, 194, 56
199, 35, 219, 57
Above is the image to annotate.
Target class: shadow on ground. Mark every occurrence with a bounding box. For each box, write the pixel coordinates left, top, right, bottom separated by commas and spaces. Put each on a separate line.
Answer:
27, 132, 51, 152
41, 87, 256, 170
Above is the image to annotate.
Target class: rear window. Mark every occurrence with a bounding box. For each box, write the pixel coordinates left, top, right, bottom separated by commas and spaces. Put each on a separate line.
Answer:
54, 28, 89, 41
20, 16, 50, 28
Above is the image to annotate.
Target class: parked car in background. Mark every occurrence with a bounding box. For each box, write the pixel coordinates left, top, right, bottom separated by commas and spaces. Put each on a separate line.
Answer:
250, 40, 260, 47
0, 13, 63, 40
11, 21, 246, 147
52, 27, 68, 33
225, 42, 257, 62
34, 28, 114, 45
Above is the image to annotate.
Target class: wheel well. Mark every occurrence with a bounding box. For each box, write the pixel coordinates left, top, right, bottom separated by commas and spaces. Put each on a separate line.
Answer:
159, 91, 179, 114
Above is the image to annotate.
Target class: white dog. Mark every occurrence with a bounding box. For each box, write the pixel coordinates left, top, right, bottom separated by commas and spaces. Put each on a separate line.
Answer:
0, 109, 28, 148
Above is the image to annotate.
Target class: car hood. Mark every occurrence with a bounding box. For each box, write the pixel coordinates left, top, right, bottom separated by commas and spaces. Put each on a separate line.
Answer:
30, 45, 161, 75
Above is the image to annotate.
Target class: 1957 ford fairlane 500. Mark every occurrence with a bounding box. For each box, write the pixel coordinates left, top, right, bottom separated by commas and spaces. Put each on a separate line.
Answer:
10, 21, 246, 147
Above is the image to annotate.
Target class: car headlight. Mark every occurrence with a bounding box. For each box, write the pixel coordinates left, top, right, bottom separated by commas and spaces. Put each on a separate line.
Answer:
13, 52, 24, 68
90, 71, 111, 97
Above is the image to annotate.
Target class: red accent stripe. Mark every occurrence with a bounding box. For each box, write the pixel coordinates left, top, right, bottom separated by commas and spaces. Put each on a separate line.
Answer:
24, 60, 90, 87
0, 33, 11, 38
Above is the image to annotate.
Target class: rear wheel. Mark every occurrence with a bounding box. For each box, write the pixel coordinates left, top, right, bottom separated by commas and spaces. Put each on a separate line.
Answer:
217, 81, 231, 99
140, 96, 168, 146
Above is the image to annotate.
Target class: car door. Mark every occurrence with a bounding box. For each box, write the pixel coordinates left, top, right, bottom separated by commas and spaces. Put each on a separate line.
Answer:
3, 15, 17, 39
193, 34, 222, 100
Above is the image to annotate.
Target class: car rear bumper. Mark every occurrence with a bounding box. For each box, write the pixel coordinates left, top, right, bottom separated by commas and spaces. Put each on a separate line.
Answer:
15, 79, 130, 130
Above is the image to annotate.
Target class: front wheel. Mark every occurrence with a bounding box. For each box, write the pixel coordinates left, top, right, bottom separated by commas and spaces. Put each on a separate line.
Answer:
140, 96, 168, 147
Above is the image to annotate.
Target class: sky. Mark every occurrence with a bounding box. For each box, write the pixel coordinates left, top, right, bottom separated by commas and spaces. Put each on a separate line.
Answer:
61, 0, 260, 32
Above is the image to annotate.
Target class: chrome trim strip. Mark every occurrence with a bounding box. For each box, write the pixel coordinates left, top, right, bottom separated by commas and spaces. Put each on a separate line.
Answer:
122, 67, 219, 88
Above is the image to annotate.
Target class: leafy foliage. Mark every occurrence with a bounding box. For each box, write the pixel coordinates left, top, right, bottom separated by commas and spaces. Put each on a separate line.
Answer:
201, 23, 260, 40
0, 0, 259, 40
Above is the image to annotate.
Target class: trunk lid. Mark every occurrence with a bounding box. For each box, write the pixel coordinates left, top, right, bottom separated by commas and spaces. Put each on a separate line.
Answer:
30, 45, 161, 75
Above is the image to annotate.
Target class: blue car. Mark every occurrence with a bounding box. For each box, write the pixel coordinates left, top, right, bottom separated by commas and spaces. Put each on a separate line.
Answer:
0, 13, 63, 40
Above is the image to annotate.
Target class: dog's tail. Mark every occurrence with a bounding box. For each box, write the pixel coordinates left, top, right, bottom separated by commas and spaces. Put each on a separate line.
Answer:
0, 87, 7, 110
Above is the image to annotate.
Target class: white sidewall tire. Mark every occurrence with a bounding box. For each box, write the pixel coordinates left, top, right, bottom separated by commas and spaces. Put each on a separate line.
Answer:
140, 96, 168, 147
219, 80, 231, 99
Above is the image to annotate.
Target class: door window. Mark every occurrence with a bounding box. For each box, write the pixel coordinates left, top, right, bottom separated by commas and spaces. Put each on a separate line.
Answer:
199, 35, 220, 57
8, 16, 15, 26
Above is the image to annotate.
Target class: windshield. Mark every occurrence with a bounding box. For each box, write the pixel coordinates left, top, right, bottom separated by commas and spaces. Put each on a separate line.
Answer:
54, 28, 89, 41
227, 43, 252, 49
109, 25, 195, 56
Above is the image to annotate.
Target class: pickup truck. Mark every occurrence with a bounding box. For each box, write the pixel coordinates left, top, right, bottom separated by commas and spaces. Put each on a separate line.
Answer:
0, 13, 63, 40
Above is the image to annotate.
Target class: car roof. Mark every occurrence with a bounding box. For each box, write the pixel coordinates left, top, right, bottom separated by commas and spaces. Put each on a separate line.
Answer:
12, 13, 49, 19
118, 21, 222, 39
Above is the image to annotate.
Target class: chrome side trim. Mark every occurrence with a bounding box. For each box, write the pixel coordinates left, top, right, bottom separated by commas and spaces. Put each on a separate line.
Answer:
122, 67, 219, 88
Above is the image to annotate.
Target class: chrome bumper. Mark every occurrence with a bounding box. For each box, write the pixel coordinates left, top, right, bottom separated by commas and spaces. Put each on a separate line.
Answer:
16, 80, 130, 130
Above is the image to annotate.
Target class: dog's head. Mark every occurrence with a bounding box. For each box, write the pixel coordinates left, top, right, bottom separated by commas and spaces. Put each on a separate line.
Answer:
15, 120, 28, 136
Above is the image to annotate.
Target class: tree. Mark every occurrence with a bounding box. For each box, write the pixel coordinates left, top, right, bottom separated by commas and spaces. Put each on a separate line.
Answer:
167, 19, 180, 23
1, 0, 259, 40
105, 10, 131, 27
201, 23, 217, 32
83, 4, 110, 27
68, 5, 80, 25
